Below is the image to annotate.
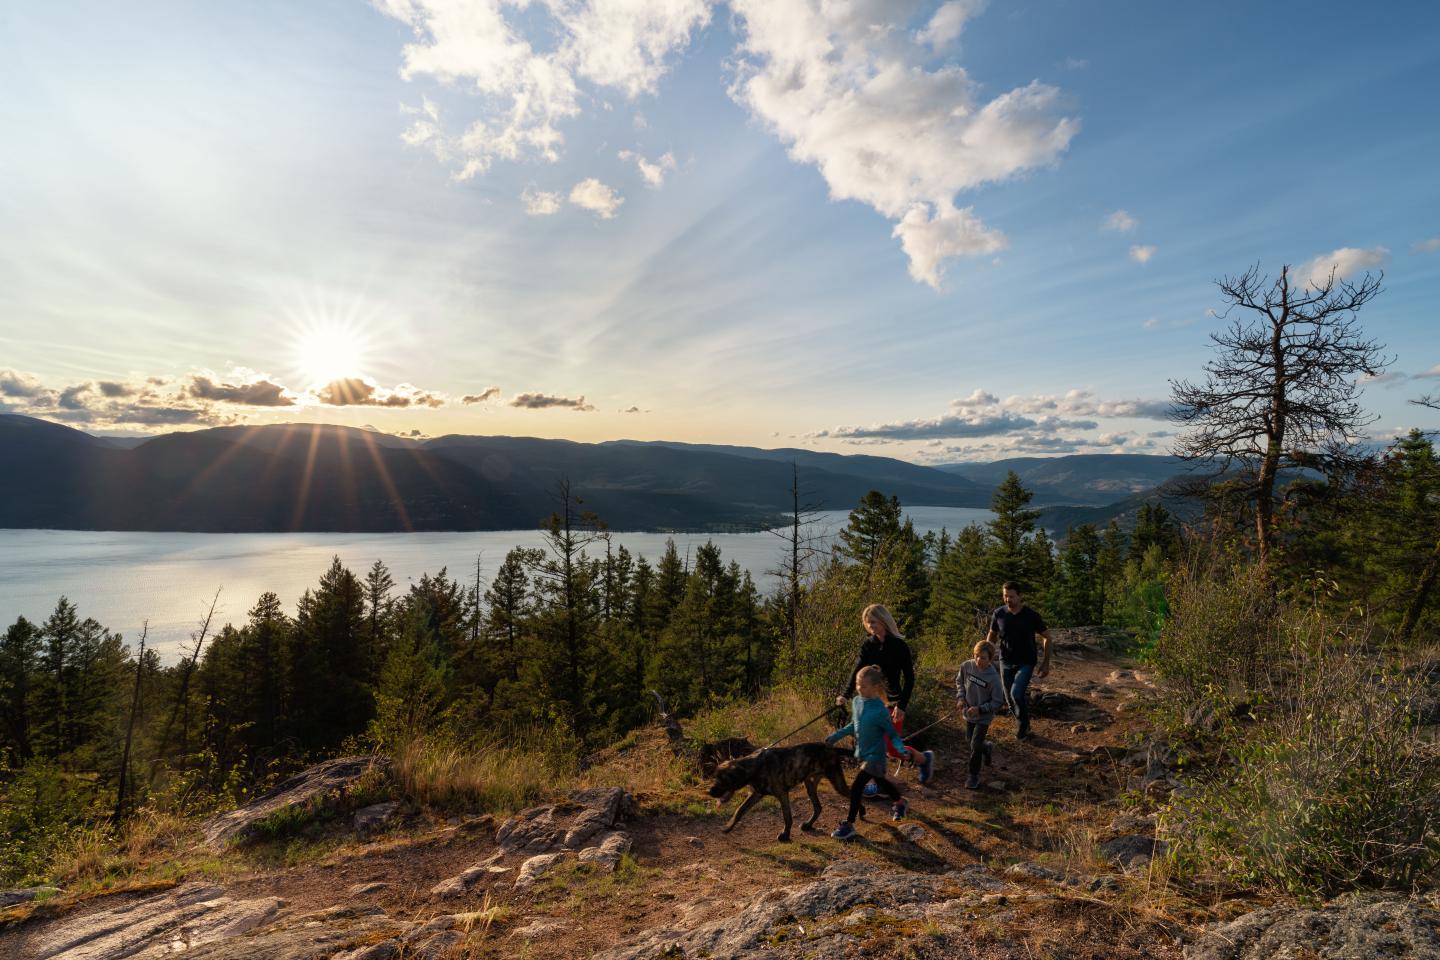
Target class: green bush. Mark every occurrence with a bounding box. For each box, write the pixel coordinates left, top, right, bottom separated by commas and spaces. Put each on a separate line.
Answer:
0, 758, 105, 887
1163, 631, 1440, 896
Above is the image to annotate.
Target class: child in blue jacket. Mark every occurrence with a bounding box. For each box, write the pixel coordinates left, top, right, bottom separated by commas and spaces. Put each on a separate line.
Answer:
826, 665, 934, 839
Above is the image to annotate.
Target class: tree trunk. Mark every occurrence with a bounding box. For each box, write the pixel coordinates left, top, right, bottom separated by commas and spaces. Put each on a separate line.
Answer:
1398, 536, 1440, 641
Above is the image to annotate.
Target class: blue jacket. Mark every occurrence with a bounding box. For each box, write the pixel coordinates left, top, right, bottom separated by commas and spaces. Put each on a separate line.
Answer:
826, 695, 906, 764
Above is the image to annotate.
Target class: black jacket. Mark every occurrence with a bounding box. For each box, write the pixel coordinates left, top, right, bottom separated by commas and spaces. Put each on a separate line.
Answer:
842, 634, 916, 711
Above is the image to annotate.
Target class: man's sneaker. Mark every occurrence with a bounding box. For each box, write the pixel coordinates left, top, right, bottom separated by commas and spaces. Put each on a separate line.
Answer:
917, 750, 935, 785
965, 774, 981, 789
1017, 726, 1032, 742
831, 822, 857, 841
890, 799, 908, 821
863, 781, 879, 797
983, 741, 994, 766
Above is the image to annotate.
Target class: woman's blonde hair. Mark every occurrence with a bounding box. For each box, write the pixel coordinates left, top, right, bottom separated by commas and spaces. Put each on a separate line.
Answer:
861, 603, 904, 640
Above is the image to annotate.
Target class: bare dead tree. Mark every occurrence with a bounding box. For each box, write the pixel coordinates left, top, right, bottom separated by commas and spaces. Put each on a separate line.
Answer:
766, 463, 824, 665
113, 621, 147, 822
1170, 263, 1389, 564
151, 588, 220, 782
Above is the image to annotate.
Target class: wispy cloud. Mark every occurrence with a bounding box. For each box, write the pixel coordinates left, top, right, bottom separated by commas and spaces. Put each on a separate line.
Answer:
618, 149, 677, 187
521, 187, 562, 216
1129, 244, 1155, 264
1412, 237, 1440, 254
1102, 209, 1138, 233
461, 386, 502, 404
509, 392, 596, 411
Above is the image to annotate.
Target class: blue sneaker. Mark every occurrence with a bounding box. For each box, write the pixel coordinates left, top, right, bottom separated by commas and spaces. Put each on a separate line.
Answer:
863, 781, 879, 797
917, 750, 935, 785
891, 799, 908, 821
831, 822, 857, 841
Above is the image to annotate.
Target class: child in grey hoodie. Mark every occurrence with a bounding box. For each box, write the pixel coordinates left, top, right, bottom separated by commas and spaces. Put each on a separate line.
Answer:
956, 640, 1006, 789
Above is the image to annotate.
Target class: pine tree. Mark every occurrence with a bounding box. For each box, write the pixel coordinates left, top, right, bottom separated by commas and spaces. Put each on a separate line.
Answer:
1054, 525, 1101, 626
371, 609, 448, 748
363, 560, 396, 678
838, 491, 904, 574
290, 557, 371, 751
988, 472, 1041, 584
924, 525, 994, 649
0, 617, 39, 761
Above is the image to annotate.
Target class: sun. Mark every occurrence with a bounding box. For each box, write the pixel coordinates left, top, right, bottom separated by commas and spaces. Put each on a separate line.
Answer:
293, 321, 368, 389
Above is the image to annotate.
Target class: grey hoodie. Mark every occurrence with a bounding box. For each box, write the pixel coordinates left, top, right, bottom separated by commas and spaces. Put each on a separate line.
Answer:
956, 658, 1006, 725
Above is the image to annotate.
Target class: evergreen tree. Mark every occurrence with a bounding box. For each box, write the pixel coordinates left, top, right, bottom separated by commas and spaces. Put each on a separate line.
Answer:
1053, 525, 1102, 626
363, 560, 396, 677
0, 617, 39, 761
371, 609, 448, 747
988, 472, 1041, 583
924, 525, 994, 649
290, 557, 371, 752
838, 491, 904, 574
1096, 520, 1128, 623
647, 539, 686, 632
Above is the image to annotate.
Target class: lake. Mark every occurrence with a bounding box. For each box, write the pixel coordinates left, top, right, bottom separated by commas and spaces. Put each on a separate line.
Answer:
0, 506, 993, 660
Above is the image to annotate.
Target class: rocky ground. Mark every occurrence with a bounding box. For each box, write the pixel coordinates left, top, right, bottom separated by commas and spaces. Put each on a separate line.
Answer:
4, 630, 1437, 959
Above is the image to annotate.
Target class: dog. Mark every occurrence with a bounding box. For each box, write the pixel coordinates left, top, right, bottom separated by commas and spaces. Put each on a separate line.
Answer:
707, 742, 851, 842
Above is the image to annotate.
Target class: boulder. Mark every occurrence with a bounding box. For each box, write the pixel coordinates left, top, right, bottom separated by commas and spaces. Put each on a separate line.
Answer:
199, 755, 390, 848
515, 851, 570, 889
1099, 834, 1166, 869
353, 801, 400, 835
562, 787, 632, 849
495, 787, 635, 857
495, 804, 563, 854
513, 917, 573, 939
1029, 691, 1111, 724
577, 831, 633, 871
1184, 893, 1440, 960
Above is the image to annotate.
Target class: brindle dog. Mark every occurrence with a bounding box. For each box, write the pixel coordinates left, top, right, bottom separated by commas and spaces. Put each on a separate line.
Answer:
707, 742, 851, 842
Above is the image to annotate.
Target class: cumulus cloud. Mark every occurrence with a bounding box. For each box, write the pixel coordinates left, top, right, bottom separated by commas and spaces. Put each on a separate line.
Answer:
189, 374, 295, 406
951, 388, 999, 408
916, 0, 986, 49
462, 386, 502, 404
315, 378, 446, 408
1300, 246, 1390, 288
0, 368, 53, 400
1102, 209, 1138, 233
378, 0, 709, 178
1411, 237, 1440, 254
569, 178, 624, 218
728, 0, 1077, 288
510, 392, 596, 411
521, 187, 562, 216
618, 149, 676, 187
97, 381, 139, 398
1002, 389, 1170, 420
1129, 244, 1155, 264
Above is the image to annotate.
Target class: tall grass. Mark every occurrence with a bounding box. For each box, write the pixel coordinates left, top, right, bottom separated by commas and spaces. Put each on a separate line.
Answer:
391, 732, 576, 814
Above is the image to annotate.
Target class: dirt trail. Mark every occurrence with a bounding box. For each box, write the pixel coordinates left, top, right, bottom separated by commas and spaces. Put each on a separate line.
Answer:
4, 632, 1179, 959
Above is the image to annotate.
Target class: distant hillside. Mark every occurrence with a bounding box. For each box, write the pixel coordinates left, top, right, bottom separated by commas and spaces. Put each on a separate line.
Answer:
0, 416, 991, 533
939, 453, 1193, 506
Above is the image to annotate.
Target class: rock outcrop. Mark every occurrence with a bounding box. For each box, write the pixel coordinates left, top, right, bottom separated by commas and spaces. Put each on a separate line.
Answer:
1184, 893, 1440, 960
199, 756, 391, 848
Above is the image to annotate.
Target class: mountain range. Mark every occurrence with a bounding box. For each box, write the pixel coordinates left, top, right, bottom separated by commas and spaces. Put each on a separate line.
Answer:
0, 415, 1192, 533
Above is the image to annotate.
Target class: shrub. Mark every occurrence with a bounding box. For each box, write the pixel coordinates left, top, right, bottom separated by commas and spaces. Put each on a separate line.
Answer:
1163, 625, 1440, 896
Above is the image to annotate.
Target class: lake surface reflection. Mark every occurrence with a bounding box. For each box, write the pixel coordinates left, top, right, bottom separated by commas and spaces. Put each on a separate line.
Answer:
0, 506, 993, 659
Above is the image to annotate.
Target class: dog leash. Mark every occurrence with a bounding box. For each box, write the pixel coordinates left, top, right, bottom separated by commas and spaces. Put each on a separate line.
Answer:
760, 704, 843, 750
900, 707, 961, 743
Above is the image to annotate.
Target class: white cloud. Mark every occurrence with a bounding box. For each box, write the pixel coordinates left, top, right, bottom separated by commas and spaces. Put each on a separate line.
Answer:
521, 187, 563, 215
1002, 389, 1170, 420
950, 388, 998, 408
1129, 244, 1155, 264
1142, 317, 1159, 330
618, 149, 677, 187
1102, 209, 1137, 233
1300, 246, 1390, 287
728, 0, 1077, 288
1412, 237, 1440, 254
1415, 365, 1440, 380
893, 200, 1007, 287
377, 0, 709, 178
569, 178, 625, 218
916, 0, 986, 49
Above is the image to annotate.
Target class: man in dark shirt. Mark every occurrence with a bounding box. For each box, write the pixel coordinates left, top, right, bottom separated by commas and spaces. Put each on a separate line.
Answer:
985, 581, 1052, 741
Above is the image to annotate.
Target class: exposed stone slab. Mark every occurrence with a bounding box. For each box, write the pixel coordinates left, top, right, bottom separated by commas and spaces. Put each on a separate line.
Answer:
199, 755, 391, 848
1184, 893, 1440, 960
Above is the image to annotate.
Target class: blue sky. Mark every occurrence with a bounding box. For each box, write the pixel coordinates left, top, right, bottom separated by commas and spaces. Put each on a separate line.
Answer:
1, 0, 1437, 461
